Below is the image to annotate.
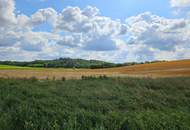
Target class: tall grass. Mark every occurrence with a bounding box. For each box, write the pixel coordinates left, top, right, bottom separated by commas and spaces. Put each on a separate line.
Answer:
0, 77, 190, 130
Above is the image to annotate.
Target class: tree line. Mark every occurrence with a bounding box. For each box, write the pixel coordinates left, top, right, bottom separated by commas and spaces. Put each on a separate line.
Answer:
0, 58, 166, 69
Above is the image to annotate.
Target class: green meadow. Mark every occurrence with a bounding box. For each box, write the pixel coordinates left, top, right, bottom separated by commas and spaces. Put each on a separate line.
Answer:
0, 65, 34, 70
0, 77, 190, 130
0, 65, 82, 71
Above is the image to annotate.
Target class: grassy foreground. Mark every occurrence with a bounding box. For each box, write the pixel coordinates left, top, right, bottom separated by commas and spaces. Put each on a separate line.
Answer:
0, 77, 190, 130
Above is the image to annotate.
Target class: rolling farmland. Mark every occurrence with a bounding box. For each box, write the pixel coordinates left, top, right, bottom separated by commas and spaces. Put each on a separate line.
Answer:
107, 59, 190, 77
0, 59, 190, 79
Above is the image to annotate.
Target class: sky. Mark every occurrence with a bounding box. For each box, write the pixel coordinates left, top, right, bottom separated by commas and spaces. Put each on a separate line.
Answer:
0, 0, 190, 62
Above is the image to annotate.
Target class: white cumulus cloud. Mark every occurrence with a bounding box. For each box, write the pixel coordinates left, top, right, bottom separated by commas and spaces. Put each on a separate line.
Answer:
170, 0, 190, 8
0, 0, 190, 62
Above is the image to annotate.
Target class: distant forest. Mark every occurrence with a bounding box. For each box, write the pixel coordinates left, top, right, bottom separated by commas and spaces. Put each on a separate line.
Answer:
0, 58, 165, 69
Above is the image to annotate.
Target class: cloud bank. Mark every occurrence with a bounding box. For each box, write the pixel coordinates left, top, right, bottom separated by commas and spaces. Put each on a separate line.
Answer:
0, 0, 189, 62
170, 0, 190, 8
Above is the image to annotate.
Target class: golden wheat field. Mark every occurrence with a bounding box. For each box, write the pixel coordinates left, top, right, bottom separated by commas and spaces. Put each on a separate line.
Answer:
0, 59, 190, 79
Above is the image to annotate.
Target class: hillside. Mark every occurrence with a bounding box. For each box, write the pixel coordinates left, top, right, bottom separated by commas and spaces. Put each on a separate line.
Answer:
0, 59, 189, 79
0, 58, 162, 69
0, 58, 117, 69
106, 59, 190, 77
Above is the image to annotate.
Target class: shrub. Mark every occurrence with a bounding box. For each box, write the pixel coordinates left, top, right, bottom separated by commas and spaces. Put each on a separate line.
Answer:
61, 77, 66, 81
81, 75, 96, 80
29, 76, 38, 82
98, 75, 108, 79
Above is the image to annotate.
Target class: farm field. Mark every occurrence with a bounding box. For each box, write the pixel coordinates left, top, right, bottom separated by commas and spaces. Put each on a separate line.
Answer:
0, 77, 190, 129
0, 59, 190, 79
107, 59, 190, 77
1, 0, 190, 129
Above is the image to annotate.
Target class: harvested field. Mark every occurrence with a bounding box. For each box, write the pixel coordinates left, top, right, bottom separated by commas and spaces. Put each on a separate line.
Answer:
106, 59, 190, 78
0, 59, 190, 79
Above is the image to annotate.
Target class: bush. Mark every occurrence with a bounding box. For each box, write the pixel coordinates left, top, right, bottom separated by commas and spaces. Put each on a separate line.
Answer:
28, 76, 38, 82
61, 77, 66, 81
98, 75, 108, 79
81, 75, 96, 80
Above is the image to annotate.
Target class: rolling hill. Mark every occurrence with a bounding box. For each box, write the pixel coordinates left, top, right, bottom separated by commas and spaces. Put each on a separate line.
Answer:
0, 59, 189, 79
106, 59, 190, 77
0, 58, 117, 69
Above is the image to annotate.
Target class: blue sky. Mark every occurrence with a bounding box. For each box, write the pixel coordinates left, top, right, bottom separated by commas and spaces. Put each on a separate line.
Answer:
16, 0, 172, 20
15, 0, 174, 34
0, 0, 190, 62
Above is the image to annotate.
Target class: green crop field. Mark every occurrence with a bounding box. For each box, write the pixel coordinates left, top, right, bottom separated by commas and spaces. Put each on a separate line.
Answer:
0, 65, 80, 71
0, 77, 190, 130
0, 65, 34, 70
0, 65, 54, 71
